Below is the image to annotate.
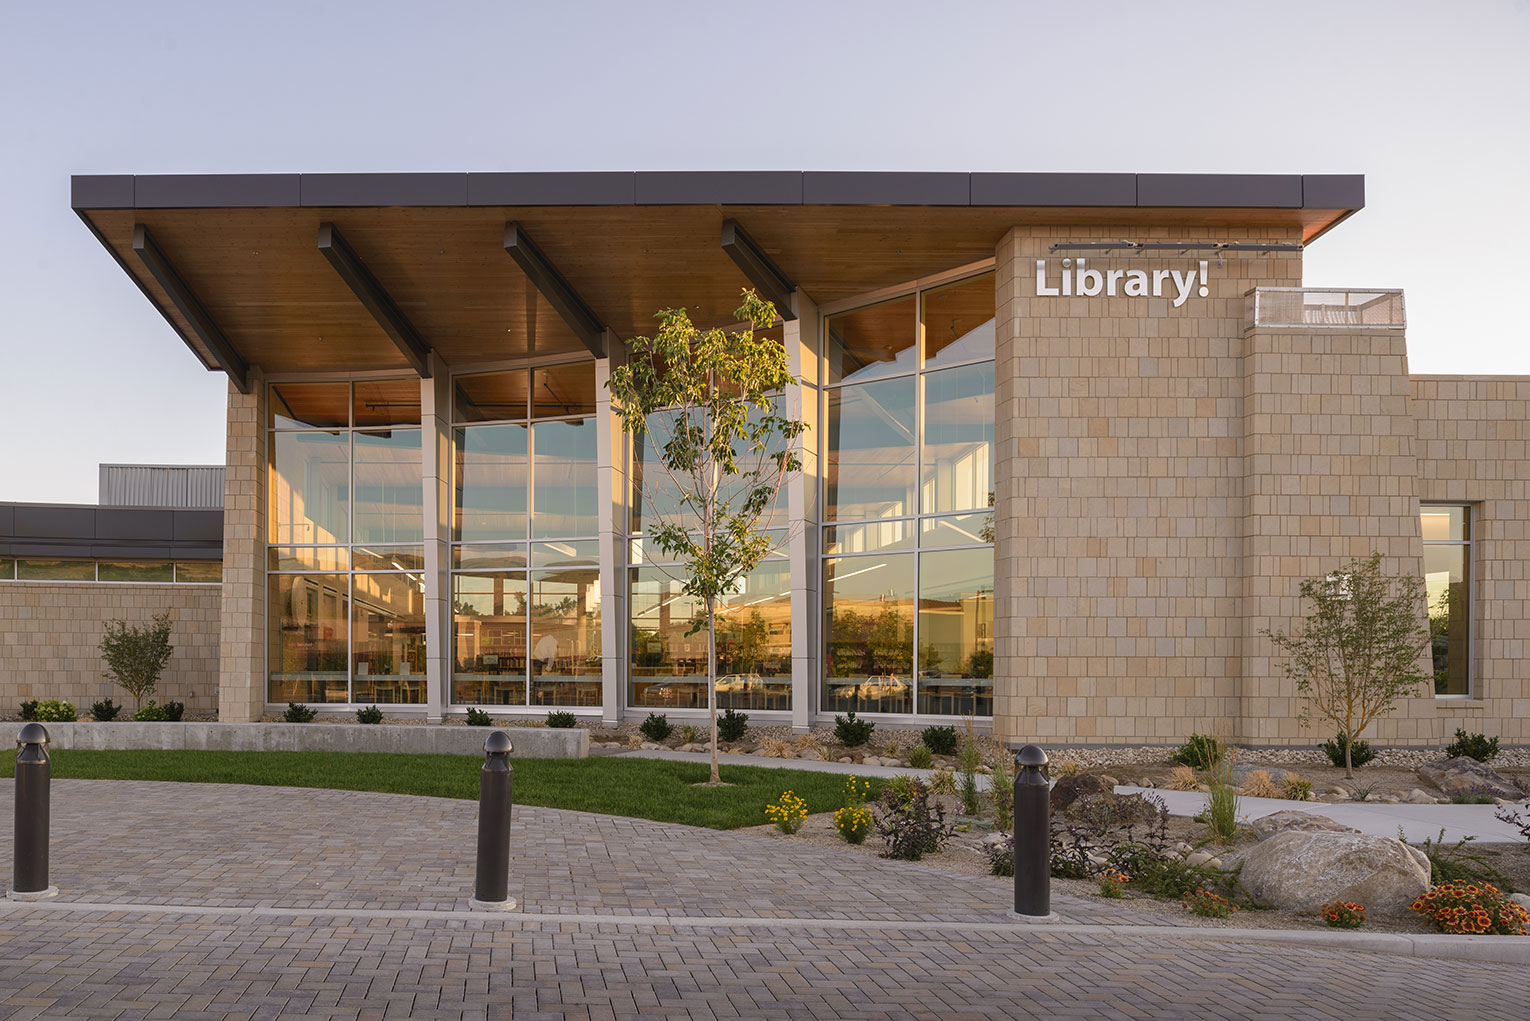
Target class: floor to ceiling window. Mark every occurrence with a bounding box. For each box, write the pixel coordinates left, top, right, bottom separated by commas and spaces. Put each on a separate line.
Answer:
821, 270, 996, 717
1422, 504, 1471, 696
267, 379, 426, 704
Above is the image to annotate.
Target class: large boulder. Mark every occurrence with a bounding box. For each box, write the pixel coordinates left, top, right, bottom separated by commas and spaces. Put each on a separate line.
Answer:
1239, 830, 1430, 914
1250, 810, 1360, 841
1050, 773, 1114, 812
1417, 756, 1525, 800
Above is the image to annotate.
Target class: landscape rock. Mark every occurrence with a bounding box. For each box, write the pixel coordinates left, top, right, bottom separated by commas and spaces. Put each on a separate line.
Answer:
639, 741, 664, 750
1512, 893, 1530, 912
1239, 830, 1431, 914
838, 756, 854, 764
1184, 851, 1218, 868
1405, 788, 1438, 805
1050, 773, 1114, 811
1417, 756, 1525, 800
1250, 810, 1361, 841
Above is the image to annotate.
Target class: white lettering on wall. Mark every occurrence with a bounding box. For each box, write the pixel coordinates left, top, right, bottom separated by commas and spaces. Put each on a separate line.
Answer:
1035, 259, 1212, 307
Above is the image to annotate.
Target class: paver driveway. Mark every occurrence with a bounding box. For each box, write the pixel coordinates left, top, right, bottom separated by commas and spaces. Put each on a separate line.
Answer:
0, 780, 1524, 1019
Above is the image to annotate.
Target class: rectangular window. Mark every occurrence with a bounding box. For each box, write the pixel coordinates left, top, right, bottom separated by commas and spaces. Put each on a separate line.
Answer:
822, 553, 915, 714
0, 558, 13, 580
98, 560, 174, 583
268, 573, 350, 703
452, 571, 528, 705
352, 572, 427, 705
176, 561, 223, 584
1422, 505, 1471, 696
16, 559, 96, 581
530, 567, 602, 706
916, 548, 993, 716
824, 378, 917, 522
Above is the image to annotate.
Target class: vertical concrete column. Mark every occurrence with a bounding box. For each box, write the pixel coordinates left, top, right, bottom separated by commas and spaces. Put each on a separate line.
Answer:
991, 234, 1026, 749
595, 343, 629, 726
785, 294, 820, 733
421, 357, 452, 722
218, 370, 268, 723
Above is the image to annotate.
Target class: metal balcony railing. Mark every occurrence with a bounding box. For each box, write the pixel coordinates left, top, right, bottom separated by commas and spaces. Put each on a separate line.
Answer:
1245, 287, 1406, 329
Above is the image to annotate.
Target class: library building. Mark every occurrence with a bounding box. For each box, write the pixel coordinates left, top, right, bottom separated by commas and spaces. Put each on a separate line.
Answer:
4, 169, 1525, 748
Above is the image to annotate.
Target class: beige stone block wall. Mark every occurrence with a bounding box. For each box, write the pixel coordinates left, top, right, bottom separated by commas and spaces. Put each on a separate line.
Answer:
0, 582, 221, 716
218, 374, 267, 722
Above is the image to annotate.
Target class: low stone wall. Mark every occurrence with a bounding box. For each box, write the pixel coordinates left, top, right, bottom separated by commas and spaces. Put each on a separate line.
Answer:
29, 722, 588, 758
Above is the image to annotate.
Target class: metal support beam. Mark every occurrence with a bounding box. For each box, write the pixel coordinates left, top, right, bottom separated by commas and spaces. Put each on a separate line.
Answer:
720, 219, 797, 321
503, 223, 607, 358
131, 225, 251, 393
317, 223, 433, 378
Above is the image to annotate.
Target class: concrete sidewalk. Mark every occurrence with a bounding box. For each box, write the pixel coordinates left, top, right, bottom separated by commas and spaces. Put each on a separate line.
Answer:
601, 745, 997, 787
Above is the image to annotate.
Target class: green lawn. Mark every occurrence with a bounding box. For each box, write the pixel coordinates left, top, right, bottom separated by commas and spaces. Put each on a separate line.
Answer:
2, 750, 877, 830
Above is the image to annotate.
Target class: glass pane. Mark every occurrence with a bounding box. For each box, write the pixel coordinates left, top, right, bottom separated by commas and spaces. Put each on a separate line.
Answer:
352, 572, 427, 704
825, 378, 916, 521
631, 408, 701, 534
532, 540, 600, 569
916, 548, 993, 716
268, 546, 349, 572
98, 560, 174, 583
455, 369, 529, 423
533, 419, 597, 538
720, 397, 790, 530
16, 558, 95, 581
0, 558, 13, 580
716, 560, 792, 711
922, 272, 996, 369
1425, 544, 1470, 696
825, 294, 916, 385
271, 382, 350, 429
533, 362, 597, 419
269, 430, 350, 544
176, 561, 222, 583
454, 423, 529, 541
920, 512, 994, 547
629, 567, 707, 709
352, 546, 426, 572
267, 573, 349, 703
529, 568, 603, 706
353, 429, 423, 544
824, 519, 915, 556
923, 361, 995, 515
353, 378, 422, 428
454, 544, 528, 570
452, 572, 528, 705
822, 554, 914, 714
1421, 506, 1468, 543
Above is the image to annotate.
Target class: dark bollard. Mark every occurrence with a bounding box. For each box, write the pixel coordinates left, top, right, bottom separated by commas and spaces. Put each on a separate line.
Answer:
470, 731, 517, 911
10, 723, 58, 901
1011, 743, 1055, 920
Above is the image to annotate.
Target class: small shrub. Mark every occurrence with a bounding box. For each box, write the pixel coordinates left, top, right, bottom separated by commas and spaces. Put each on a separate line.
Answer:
874, 784, 957, 861
680, 724, 698, 744
1410, 829, 1513, 891
1171, 733, 1224, 770
1281, 774, 1314, 801
90, 698, 122, 722
717, 708, 749, 742
32, 699, 77, 722
834, 805, 873, 844
920, 725, 959, 756
162, 700, 184, 722
1322, 733, 1375, 769
19, 700, 39, 721
1206, 768, 1240, 842
1098, 868, 1130, 899
546, 711, 577, 729
99, 611, 174, 709
984, 835, 1014, 877
465, 707, 493, 726
758, 736, 794, 758
764, 790, 807, 834
1108, 844, 1232, 900
1445, 729, 1500, 763
1166, 765, 1200, 791
639, 712, 673, 742
886, 773, 926, 805
1411, 882, 1528, 935
908, 744, 933, 769
1182, 888, 1236, 918
1453, 793, 1496, 805
929, 768, 957, 796
1054, 758, 1082, 778
1321, 900, 1366, 929
356, 705, 384, 724
834, 711, 875, 748
840, 774, 872, 807
1239, 770, 1281, 799
133, 701, 169, 722
990, 752, 1014, 832
283, 702, 317, 723
956, 739, 983, 815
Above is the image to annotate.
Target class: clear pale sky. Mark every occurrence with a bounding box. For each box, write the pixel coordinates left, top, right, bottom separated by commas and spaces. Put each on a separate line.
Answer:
1, 0, 1526, 504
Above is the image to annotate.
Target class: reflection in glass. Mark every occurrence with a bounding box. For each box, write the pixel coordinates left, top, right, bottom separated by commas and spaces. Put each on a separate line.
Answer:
533, 419, 597, 538
825, 295, 916, 385
822, 554, 915, 713
0, 558, 14, 580
714, 561, 792, 710
529, 569, 602, 706
16, 559, 95, 581
452, 572, 528, 704
271, 382, 350, 429
175, 561, 223, 584
454, 544, 528, 570
268, 573, 350, 703
353, 378, 422, 428
629, 567, 707, 708
631, 408, 701, 534
352, 546, 426, 572
533, 362, 596, 419
98, 560, 174, 583
825, 378, 916, 521
916, 548, 993, 716
824, 519, 915, 556
353, 429, 423, 544
532, 540, 600, 568
268, 547, 349, 572
352, 573, 427, 704
922, 362, 995, 515
454, 424, 529, 541
1425, 541, 1470, 696
1420, 506, 1467, 543
454, 369, 529, 423
922, 272, 996, 369
269, 431, 350, 544
920, 512, 994, 547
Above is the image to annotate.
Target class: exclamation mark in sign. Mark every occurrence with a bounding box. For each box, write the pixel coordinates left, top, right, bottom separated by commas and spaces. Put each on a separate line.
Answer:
1199, 260, 1209, 298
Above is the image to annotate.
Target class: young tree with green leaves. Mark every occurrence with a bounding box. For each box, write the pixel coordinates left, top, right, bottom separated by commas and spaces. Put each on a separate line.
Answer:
608, 290, 805, 785
1262, 552, 1429, 776
99, 611, 175, 709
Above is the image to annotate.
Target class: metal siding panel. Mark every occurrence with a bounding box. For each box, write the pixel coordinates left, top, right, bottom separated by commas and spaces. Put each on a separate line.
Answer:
97, 508, 176, 541
1302, 174, 1365, 209
970, 173, 1137, 206
133, 174, 302, 208
13, 505, 97, 539
173, 510, 225, 542
71, 175, 135, 209
0, 505, 13, 537
802, 172, 970, 205
634, 172, 804, 205
1136, 174, 1303, 208
468, 172, 636, 206
300, 173, 470, 207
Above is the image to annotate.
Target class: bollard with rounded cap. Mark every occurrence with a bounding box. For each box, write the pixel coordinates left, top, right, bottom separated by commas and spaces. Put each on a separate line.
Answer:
1008, 743, 1057, 922
10, 723, 59, 901
469, 730, 517, 911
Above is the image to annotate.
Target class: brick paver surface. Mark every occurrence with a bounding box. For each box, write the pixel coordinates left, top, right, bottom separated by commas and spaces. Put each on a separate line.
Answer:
0, 780, 1524, 1019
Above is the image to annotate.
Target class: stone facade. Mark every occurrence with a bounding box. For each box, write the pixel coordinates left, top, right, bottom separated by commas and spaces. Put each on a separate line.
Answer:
217, 374, 267, 722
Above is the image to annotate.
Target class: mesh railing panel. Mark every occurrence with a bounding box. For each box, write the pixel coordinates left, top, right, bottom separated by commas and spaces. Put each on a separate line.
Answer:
1247, 288, 1405, 329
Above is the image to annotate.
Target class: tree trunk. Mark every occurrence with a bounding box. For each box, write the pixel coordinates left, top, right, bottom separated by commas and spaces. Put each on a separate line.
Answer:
1345, 739, 1353, 779
707, 595, 720, 784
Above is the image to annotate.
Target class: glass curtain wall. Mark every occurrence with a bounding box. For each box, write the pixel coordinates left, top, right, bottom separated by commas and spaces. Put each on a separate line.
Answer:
267, 379, 426, 704
451, 362, 601, 707
1422, 505, 1471, 696
822, 271, 996, 717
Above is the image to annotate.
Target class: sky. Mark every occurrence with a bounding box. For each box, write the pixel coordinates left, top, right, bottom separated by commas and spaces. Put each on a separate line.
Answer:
1, 0, 1527, 503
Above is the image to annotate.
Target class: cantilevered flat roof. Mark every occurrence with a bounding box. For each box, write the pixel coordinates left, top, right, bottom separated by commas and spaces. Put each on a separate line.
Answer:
72, 171, 1362, 391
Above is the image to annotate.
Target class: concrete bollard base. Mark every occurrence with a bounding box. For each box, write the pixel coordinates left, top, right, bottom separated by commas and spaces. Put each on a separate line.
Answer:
7, 886, 59, 902
467, 897, 519, 912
